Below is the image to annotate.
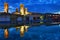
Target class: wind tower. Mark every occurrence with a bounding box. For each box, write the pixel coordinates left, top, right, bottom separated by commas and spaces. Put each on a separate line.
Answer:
20, 4, 25, 15
25, 8, 29, 15
4, 2, 8, 13
15, 8, 19, 14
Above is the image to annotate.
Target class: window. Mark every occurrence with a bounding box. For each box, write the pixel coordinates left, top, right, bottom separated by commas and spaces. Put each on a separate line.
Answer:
26, 17, 29, 21
33, 17, 36, 20
37, 17, 40, 19
29, 16, 33, 20
0, 16, 10, 21
17, 17, 22, 21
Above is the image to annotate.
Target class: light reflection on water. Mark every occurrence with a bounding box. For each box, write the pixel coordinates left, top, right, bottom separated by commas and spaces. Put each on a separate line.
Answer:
0, 25, 60, 40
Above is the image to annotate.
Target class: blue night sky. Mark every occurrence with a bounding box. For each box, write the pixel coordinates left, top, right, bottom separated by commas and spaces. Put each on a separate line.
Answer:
0, 0, 60, 13
0, 0, 60, 40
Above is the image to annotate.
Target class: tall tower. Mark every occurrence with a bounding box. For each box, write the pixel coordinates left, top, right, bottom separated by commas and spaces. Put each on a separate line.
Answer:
15, 8, 19, 14
16, 8, 18, 12
4, 3, 8, 13
25, 8, 29, 15
20, 4, 25, 15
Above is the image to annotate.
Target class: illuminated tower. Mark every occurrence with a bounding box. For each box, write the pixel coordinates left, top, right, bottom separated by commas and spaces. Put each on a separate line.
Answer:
4, 3, 8, 13
16, 8, 18, 12
15, 8, 19, 14
20, 4, 25, 15
25, 8, 28, 15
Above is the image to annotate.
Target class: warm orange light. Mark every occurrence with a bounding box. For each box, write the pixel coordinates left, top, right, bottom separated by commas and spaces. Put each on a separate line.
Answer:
25, 8, 29, 15
20, 4, 24, 15
20, 26, 25, 37
4, 3, 8, 13
4, 29, 9, 38
24, 25, 29, 32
